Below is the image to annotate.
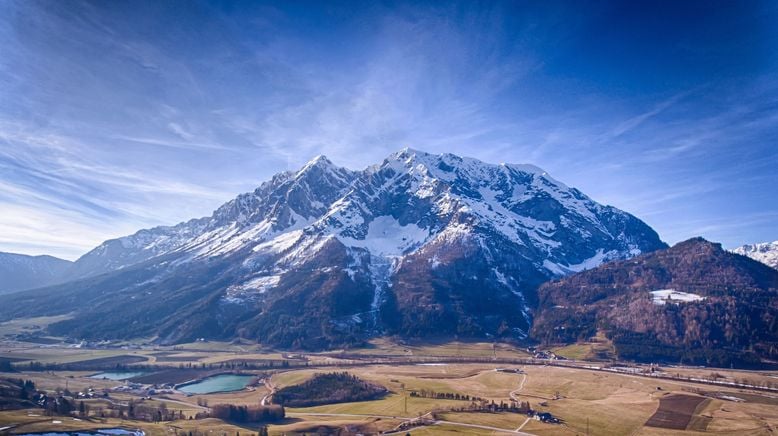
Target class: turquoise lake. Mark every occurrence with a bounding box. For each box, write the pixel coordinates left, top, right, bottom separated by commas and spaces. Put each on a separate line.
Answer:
178, 374, 253, 394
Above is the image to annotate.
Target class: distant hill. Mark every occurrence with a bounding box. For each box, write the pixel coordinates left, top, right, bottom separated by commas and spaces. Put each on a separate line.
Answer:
0, 252, 72, 294
732, 241, 778, 270
532, 238, 778, 367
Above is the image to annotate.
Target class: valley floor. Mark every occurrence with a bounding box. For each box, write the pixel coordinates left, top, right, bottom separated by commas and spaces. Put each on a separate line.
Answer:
2, 338, 778, 435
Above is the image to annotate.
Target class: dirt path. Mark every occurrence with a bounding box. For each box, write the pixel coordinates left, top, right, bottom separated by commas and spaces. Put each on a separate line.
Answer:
260, 377, 275, 406
509, 370, 528, 401
516, 416, 532, 432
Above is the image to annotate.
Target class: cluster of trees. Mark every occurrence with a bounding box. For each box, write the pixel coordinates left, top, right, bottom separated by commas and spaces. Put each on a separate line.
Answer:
0, 378, 35, 398
209, 404, 285, 423
0, 378, 37, 410
14, 358, 296, 373
444, 399, 533, 414
125, 400, 182, 422
272, 372, 387, 407
0, 378, 80, 416
41, 395, 75, 416
190, 360, 291, 370
409, 389, 483, 402
79, 399, 185, 423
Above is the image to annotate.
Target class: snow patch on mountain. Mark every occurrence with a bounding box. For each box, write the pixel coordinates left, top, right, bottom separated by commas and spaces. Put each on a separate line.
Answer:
339, 215, 429, 256
252, 229, 305, 254
224, 275, 282, 302
731, 241, 778, 270
543, 249, 619, 276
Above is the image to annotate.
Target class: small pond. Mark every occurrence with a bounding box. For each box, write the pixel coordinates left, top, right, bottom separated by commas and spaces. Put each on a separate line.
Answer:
178, 374, 254, 394
89, 371, 145, 380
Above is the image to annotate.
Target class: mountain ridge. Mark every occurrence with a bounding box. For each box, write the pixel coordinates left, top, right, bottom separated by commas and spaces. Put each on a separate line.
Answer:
731, 240, 778, 270
0, 149, 666, 349
0, 252, 72, 294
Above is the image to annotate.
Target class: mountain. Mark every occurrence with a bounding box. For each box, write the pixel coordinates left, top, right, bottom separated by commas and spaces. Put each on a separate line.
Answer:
64, 155, 358, 280
731, 241, 778, 270
532, 238, 778, 367
0, 149, 665, 349
0, 252, 72, 294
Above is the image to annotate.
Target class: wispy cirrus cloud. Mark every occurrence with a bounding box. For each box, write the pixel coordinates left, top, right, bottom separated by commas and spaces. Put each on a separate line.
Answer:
0, 0, 776, 258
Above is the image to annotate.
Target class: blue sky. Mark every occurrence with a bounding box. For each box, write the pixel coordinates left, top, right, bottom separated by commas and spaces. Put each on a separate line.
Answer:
1, 0, 776, 260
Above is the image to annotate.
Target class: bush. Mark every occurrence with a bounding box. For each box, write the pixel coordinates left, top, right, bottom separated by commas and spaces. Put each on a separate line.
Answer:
210, 404, 284, 423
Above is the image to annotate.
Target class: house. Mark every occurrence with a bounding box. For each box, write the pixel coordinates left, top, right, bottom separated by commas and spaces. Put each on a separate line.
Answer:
534, 412, 559, 423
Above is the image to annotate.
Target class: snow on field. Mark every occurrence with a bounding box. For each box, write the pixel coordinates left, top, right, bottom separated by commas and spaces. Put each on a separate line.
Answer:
650, 289, 705, 305
339, 215, 429, 256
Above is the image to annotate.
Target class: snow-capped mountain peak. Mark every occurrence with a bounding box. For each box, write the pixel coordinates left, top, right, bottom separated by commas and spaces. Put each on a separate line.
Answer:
731, 240, 778, 270
45, 149, 666, 348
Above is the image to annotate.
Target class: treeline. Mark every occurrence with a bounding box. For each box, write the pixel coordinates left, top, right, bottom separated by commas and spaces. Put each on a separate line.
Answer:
209, 404, 285, 423
0, 378, 35, 399
447, 399, 533, 414
0, 378, 76, 416
409, 389, 483, 402
611, 330, 763, 368
12, 359, 297, 373
0, 378, 37, 410
0, 378, 79, 416
272, 372, 387, 407
408, 389, 533, 415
